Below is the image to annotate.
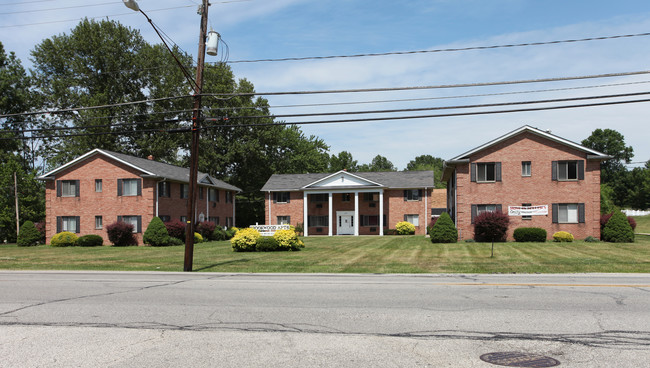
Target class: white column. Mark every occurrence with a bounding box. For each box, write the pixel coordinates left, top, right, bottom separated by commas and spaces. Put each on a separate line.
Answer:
303, 192, 308, 237
328, 192, 333, 236
155, 181, 159, 217
354, 192, 359, 236
379, 190, 384, 236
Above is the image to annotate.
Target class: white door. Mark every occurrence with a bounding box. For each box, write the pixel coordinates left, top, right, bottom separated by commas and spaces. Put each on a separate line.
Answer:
337, 212, 354, 235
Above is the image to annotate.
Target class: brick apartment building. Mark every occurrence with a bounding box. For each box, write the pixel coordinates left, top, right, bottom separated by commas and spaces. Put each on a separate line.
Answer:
441, 125, 610, 240
38, 149, 241, 245
261, 170, 446, 236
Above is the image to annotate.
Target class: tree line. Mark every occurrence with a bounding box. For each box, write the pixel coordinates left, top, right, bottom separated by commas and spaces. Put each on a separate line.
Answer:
1, 19, 648, 241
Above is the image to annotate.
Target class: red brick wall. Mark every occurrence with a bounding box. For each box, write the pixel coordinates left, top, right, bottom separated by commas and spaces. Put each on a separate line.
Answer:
454, 132, 601, 240
266, 188, 445, 235
45, 155, 236, 245
158, 185, 234, 228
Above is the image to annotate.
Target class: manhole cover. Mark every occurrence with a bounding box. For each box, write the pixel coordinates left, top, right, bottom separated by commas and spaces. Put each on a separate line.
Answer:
480, 352, 560, 367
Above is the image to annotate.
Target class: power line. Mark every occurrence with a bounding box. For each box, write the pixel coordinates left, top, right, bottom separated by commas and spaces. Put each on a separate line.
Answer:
0, 1, 115, 15
224, 32, 650, 64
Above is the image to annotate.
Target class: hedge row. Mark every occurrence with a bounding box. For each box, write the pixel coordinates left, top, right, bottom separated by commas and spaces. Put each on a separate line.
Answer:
231, 228, 304, 252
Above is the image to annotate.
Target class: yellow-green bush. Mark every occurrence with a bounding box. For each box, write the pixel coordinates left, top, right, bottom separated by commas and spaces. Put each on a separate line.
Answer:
395, 221, 416, 235
553, 231, 574, 242
231, 228, 261, 252
273, 229, 304, 251
51, 232, 78, 247
194, 232, 203, 243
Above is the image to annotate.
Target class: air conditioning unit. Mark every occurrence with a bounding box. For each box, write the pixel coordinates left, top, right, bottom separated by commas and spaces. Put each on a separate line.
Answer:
369, 203, 376, 208
316, 204, 323, 208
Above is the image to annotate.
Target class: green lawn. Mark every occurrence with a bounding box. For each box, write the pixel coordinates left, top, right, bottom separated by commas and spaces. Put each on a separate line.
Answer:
2, 233, 649, 273
633, 214, 650, 234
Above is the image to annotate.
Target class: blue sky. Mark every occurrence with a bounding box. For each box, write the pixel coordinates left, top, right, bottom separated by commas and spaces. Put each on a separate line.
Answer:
2, 0, 650, 170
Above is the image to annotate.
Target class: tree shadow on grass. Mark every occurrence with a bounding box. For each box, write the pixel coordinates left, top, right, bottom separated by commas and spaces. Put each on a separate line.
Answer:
194, 258, 250, 272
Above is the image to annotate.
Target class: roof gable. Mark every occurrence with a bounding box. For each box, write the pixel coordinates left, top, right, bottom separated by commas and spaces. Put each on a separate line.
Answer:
303, 171, 383, 189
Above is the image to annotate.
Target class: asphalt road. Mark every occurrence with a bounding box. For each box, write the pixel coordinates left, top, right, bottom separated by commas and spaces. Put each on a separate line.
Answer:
1, 271, 649, 367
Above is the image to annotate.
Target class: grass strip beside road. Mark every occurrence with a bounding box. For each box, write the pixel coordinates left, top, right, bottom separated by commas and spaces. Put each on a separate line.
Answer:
1, 235, 649, 273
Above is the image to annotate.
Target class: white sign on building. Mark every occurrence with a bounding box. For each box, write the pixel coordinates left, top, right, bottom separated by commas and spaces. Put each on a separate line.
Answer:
508, 205, 548, 216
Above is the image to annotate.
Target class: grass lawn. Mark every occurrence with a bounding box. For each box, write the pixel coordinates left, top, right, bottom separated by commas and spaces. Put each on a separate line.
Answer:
2, 232, 650, 273
633, 214, 650, 233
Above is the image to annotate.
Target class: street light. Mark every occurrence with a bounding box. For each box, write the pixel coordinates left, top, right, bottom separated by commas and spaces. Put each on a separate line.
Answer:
123, 0, 211, 272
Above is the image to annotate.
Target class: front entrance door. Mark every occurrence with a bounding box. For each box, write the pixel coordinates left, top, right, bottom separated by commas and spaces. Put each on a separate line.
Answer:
337, 211, 354, 235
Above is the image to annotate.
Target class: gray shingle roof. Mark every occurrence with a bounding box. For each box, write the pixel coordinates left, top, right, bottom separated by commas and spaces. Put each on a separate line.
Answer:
261, 170, 434, 191
39, 148, 241, 192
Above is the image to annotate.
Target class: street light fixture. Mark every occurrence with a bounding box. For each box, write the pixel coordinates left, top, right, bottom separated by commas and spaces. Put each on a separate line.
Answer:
123, 0, 211, 272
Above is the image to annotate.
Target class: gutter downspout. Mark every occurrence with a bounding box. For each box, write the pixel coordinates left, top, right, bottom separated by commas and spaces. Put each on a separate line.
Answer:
268, 191, 272, 225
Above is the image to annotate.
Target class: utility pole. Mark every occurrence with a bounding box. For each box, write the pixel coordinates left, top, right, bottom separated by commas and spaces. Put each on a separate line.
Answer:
184, 0, 210, 272
14, 172, 19, 237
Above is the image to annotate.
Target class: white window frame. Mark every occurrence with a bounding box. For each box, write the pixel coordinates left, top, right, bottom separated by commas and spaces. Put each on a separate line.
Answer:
521, 161, 531, 177
122, 179, 139, 196
405, 189, 421, 201
477, 204, 498, 215
557, 161, 578, 181
209, 188, 218, 202
276, 192, 290, 203
558, 204, 579, 223
95, 216, 102, 229
404, 214, 420, 226
308, 215, 329, 227
61, 181, 77, 197
477, 163, 496, 182
95, 179, 102, 192
180, 184, 189, 199
121, 216, 139, 233
277, 216, 291, 225
62, 216, 78, 232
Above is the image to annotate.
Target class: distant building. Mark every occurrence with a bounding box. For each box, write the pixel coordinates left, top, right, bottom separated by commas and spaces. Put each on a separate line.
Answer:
39, 149, 241, 244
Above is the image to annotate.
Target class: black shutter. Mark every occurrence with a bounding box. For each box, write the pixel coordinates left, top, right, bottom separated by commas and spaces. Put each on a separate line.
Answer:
496, 204, 502, 213
578, 160, 585, 180
403, 214, 407, 222
75, 216, 80, 233
552, 203, 559, 223
273, 192, 277, 203
56, 180, 62, 197
75, 180, 80, 197
216, 189, 219, 202
551, 161, 558, 181
117, 179, 123, 196
136, 179, 142, 196
578, 203, 585, 223
404, 190, 408, 201
137, 216, 142, 233
56, 216, 61, 233
167, 182, 171, 197
117, 216, 123, 223
286, 192, 290, 203
495, 162, 502, 182
470, 163, 477, 182
471, 204, 477, 224
418, 189, 423, 201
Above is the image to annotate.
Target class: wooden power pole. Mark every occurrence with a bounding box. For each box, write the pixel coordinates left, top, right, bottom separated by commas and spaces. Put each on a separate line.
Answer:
14, 172, 19, 237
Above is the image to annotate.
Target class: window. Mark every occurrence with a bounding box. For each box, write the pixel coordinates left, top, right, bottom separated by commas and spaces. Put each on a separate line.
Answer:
277, 216, 291, 225
118, 178, 141, 196
341, 193, 351, 202
557, 161, 578, 181
159, 215, 171, 222
225, 191, 233, 203
274, 192, 290, 203
209, 188, 219, 202
471, 162, 501, 183
522, 203, 532, 220
180, 184, 189, 199
158, 181, 171, 197
95, 216, 102, 229
225, 217, 233, 227
310, 193, 328, 202
404, 214, 420, 227
180, 216, 187, 223
308, 215, 328, 227
478, 163, 496, 182
199, 187, 204, 200
471, 204, 502, 223
361, 215, 388, 227
119, 215, 141, 233
95, 179, 102, 192
363, 192, 378, 202
404, 189, 422, 201
522, 161, 531, 177
553, 203, 586, 224
57, 180, 79, 197
59, 216, 79, 233
209, 216, 219, 225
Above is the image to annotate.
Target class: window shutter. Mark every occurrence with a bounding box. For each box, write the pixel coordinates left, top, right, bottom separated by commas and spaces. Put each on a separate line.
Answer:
578, 203, 585, 223
470, 163, 477, 182
496, 204, 502, 213
56, 216, 61, 233
404, 190, 408, 201
286, 192, 290, 203
551, 161, 558, 181
117, 179, 123, 196
418, 189, 423, 201
117, 216, 123, 223
167, 182, 171, 197
404, 214, 407, 222
273, 192, 277, 203
552, 203, 559, 223
137, 216, 142, 233
75, 180, 80, 197
578, 160, 585, 180
75, 216, 80, 233
137, 179, 142, 196
471, 204, 477, 224
56, 180, 62, 197
216, 189, 219, 202
495, 162, 502, 182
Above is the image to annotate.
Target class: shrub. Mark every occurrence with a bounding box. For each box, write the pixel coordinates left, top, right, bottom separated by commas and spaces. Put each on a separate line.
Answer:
553, 231, 574, 242
211, 227, 227, 241
196, 221, 216, 239
51, 231, 78, 247
76, 234, 104, 247
17, 221, 41, 247
231, 228, 261, 252
143, 217, 172, 246
429, 212, 458, 243
600, 212, 637, 239
165, 219, 186, 240
474, 211, 509, 242
584, 236, 599, 243
385, 229, 398, 235
106, 221, 137, 246
34, 221, 46, 242
194, 232, 203, 243
273, 229, 304, 251
395, 221, 416, 235
168, 237, 184, 246
602, 211, 635, 243
256, 236, 279, 252
224, 227, 237, 240
294, 222, 304, 236
513, 227, 547, 242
